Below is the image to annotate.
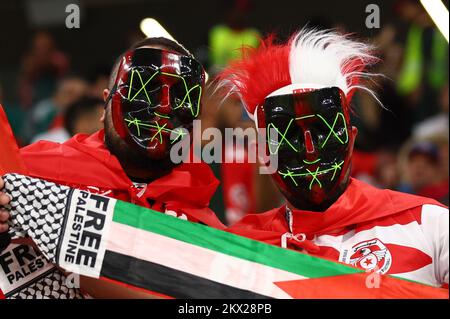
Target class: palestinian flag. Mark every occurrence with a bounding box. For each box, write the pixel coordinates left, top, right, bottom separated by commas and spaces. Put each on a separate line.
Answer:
2, 174, 448, 299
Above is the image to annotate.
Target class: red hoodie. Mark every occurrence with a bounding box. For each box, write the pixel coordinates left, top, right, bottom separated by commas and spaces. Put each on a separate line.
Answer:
20, 130, 225, 229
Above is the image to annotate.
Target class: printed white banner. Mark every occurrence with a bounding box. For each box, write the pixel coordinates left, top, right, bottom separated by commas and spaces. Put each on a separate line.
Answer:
58, 189, 116, 278
0, 244, 55, 295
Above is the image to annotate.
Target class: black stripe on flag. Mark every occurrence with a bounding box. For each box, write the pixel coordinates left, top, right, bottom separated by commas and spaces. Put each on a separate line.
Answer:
101, 250, 273, 299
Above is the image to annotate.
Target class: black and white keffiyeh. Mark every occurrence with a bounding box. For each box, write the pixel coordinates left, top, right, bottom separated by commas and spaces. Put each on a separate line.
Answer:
1, 173, 86, 299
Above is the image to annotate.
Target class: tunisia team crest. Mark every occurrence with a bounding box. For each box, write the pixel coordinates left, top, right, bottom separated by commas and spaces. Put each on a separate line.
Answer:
340, 238, 392, 274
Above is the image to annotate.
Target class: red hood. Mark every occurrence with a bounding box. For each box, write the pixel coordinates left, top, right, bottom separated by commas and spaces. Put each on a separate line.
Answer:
20, 130, 222, 225
227, 178, 445, 244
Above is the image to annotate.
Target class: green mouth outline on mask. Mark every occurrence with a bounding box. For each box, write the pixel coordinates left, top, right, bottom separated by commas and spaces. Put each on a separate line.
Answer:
278, 160, 345, 189
124, 118, 188, 144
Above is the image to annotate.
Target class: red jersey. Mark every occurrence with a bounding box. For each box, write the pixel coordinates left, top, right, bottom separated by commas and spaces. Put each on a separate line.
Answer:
20, 130, 224, 229
227, 178, 449, 287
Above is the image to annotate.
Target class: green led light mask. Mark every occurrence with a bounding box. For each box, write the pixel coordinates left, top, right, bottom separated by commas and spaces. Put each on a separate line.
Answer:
107, 47, 205, 159
258, 86, 356, 211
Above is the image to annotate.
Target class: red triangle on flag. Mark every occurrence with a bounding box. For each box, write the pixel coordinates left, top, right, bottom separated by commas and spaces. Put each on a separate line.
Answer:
274, 273, 449, 299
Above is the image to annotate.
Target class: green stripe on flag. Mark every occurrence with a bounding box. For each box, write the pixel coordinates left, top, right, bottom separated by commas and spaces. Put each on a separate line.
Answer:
113, 201, 363, 278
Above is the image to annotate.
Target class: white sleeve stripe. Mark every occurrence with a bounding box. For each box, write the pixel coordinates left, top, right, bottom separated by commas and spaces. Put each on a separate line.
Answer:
420, 204, 449, 285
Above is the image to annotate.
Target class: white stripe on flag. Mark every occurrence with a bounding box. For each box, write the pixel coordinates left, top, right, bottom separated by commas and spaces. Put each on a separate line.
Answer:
106, 222, 306, 298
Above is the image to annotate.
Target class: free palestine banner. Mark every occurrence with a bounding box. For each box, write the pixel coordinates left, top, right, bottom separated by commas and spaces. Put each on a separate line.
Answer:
1, 174, 448, 299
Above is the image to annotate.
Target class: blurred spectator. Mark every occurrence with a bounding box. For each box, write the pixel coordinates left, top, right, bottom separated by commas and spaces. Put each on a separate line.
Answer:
206, 0, 266, 223
413, 82, 449, 139
200, 89, 251, 224
352, 24, 413, 152
373, 149, 402, 190
351, 150, 378, 184
395, 0, 448, 123
31, 96, 104, 143
86, 65, 110, 99
218, 98, 256, 225
400, 139, 449, 205
202, 86, 283, 224
352, 147, 403, 192
209, 0, 260, 73
23, 76, 88, 142
17, 31, 70, 108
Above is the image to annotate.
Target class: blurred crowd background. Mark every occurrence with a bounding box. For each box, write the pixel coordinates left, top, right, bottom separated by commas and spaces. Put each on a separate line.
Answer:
0, 0, 448, 225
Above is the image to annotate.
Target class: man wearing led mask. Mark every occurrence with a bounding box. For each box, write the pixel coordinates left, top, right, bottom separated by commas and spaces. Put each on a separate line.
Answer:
219, 29, 448, 288
0, 37, 224, 298
20, 37, 223, 227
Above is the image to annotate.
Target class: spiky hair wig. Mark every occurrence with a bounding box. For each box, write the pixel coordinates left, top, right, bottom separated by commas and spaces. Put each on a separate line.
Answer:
217, 28, 380, 120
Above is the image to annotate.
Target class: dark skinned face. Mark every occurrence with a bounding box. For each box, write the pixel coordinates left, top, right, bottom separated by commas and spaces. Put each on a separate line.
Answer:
257, 87, 356, 211
107, 47, 205, 164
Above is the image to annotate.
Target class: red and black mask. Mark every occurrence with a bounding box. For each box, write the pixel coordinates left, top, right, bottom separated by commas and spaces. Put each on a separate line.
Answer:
107, 47, 205, 160
257, 87, 356, 211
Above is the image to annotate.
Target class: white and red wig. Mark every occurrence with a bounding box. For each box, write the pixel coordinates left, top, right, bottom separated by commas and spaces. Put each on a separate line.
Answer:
217, 28, 380, 121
